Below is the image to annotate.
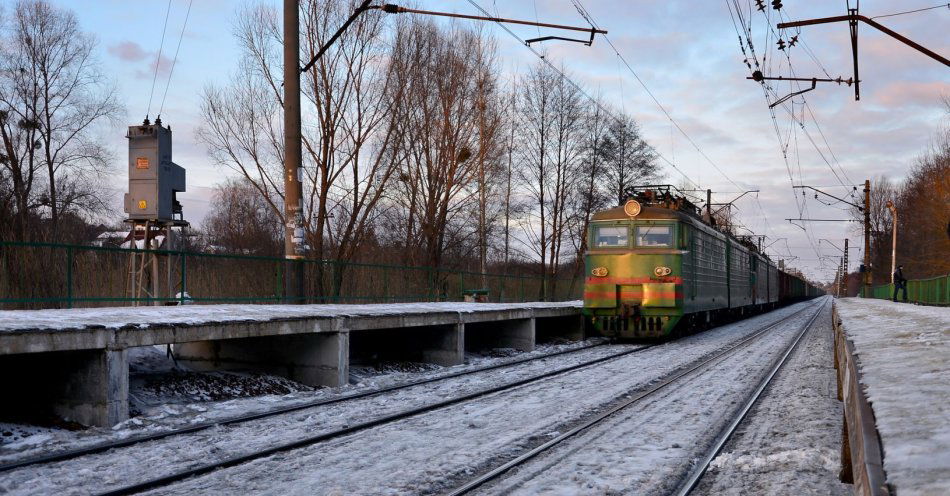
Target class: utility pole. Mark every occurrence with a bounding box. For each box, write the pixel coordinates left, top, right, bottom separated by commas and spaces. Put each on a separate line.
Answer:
863, 179, 871, 297
843, 238, 849, 297
835, 260, 842, 298
279, 1, 607, 304
886, 199, 897, 283
476, 80, 488, 290
284, 0, 305, 302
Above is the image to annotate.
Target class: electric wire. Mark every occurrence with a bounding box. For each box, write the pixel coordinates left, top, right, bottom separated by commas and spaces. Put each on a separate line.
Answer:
463, 0, 702, 190
569, 0, 746, 191
727, 1, 828, 273
870, 2, 949, 20
157, 0, 195, 119
146, 0, 174, 120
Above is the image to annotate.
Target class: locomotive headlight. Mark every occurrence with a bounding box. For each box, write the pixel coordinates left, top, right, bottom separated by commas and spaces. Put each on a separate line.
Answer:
623, 199, 641, 217
654, 266, 672, 277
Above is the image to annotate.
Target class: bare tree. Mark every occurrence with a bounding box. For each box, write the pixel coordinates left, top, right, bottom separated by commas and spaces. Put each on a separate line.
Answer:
517, 61, 585, 299
894, 131, 950, 278
602, 114, 658, 204
197, 1, 405, 296
384, 21, 500, 271
567, 98, 612, 290
0, 0, 120, 240
204, 177, 283, 255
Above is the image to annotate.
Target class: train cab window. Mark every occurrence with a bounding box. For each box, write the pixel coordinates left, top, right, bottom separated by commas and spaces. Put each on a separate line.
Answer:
594, 226, 628, 247
635, 225, 672, 247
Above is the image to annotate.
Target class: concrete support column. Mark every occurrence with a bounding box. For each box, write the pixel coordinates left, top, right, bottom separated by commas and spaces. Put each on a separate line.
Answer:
174, 332, 349, 388
494, 318, 536, 352
419, 323, 464, 366
0, 348, 129, 428
56, 348, 129, 428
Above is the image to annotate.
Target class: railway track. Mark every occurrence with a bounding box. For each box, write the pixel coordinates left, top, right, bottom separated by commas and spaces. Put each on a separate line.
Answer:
0, 340, 613, 473
444, 298, 826, 495
3, 302, 820, 496
671, 298, 828, 496
92, 341, 654, 496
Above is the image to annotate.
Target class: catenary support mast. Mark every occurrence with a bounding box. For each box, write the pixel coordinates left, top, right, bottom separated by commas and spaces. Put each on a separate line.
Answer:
284, 0, 305, 302
863, 179, 871, 297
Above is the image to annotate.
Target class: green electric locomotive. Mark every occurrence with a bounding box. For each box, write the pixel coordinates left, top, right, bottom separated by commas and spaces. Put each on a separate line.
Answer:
583, 186, 818, 338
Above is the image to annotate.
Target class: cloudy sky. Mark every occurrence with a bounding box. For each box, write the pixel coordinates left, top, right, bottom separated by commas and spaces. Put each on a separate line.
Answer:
52, 0, 948, 282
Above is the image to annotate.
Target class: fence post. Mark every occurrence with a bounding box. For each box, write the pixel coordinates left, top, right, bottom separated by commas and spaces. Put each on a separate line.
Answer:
459, 270, 464, 301
180, 248, 186, 305
66, 246, 73, 309
427, 266, 434, 301
276, 259, 284, 301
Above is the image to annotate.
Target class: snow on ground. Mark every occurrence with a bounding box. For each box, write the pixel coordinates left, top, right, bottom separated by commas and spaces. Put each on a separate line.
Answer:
836, 298, 950, 496
694, 298, 850, 495
0, 301, 581, 332
0, 301, 820, 495
0, 339, 597, 464
129, 345, 314, 416
476, 299, 829, 495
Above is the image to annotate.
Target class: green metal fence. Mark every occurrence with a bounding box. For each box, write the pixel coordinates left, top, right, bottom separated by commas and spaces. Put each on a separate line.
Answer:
870, 274, 950, 306
0, 240, 583, 309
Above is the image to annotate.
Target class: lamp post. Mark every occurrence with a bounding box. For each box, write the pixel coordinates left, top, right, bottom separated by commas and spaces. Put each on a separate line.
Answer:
886, 200, 897, 283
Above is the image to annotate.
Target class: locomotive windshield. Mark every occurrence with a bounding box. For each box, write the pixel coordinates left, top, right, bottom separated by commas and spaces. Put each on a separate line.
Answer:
594, 226, 628, 247
635, 225, 672, 247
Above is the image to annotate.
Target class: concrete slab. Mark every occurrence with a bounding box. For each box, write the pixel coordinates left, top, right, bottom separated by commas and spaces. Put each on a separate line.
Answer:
0, 302, 581, 427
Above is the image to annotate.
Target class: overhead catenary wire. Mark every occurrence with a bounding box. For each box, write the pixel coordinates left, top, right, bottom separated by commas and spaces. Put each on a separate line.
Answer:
146, 0, 174, 120
870, 2, 949, 20
463, 0, 703, 190
569, 0, 746, 191
728, 1, 858, 213
157, 0, 195, 119
725, 1, 826, 266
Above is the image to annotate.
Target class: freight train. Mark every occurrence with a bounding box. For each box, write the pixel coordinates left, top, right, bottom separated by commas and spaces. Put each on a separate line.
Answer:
583, 186, 822, 338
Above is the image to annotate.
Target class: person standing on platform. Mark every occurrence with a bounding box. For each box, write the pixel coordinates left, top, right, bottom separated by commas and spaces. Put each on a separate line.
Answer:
893, 265, 908, 302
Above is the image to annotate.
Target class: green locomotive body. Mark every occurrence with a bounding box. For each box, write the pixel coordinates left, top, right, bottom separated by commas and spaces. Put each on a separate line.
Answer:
583, 187, 819, 338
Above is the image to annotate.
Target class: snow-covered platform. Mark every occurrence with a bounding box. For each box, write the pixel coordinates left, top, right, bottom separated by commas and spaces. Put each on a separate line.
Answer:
834, 298, 950, 496
0, 301, 583, 427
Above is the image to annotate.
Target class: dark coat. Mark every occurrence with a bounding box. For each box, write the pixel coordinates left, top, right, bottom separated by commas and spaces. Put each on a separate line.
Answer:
894, 268, 906, 284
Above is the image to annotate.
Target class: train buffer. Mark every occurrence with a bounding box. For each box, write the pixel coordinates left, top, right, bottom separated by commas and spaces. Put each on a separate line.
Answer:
833, 298, 950, 495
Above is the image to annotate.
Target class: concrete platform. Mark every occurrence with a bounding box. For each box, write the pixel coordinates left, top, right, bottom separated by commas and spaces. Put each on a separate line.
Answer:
834, 298, 950, 495
0, 302, 583, 427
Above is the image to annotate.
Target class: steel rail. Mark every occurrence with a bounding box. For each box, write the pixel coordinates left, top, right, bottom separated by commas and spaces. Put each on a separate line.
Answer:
443, 300, 825, 496
94, 343, 655, 496
0, 341, 609, 473
672, 298, 828, 496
